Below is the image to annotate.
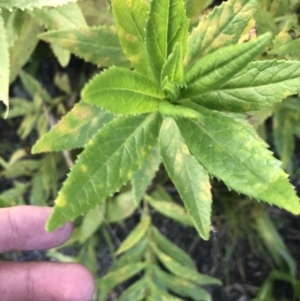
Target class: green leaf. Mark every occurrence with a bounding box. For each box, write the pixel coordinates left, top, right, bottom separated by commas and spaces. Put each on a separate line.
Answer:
184, 0, 259, 69
146, 0, 189, 80
32, 102, 113, 153
46, 113, 162, 231
78, 0, 114, 27
176, 107, 300, 214
0, 0, 79, 10
115, 277, 147, 301
82, 67, 165, 115
158, 101, 204, 122
97, 263, 146, 301
112, 236, 148, 270
9, 14, 40, 83
19, 70, 52, 103
185, 0, 212, 20
31, 3, 87, 30
273, 108, 295, 173
147, 195, 194, 226
183, 33, 272, 98
116, 215, 151, 255
0, 14, 9, 116
269, 31, 300, 58
151, 226, 197, 271
159, 118, 212, 240
132, 145, 160, 204
161, 43, 184, 100
106, 191, 139, 223
161, 43, 184, 85
190, 60, 300, 112
79, 205, 105, 243
153, 267, 212, 301
38, 26, 130, 68
150, 284, 183, 301
153, 245, 222, 286
31, 2, 87, 66
112, 0, 153, 79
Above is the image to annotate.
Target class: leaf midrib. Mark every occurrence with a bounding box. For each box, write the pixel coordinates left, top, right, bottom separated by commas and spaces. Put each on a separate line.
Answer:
67, 113, 157, 202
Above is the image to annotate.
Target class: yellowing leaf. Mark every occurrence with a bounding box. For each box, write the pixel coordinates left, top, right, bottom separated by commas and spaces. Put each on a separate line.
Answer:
116, 215, 151, 255
154, 245, 222, 286
191, 60, 300, 112
9, 14, 40, 83
183, 33, 272, 97
112, 0, 154, 79
32, 102, 113, 153
159, 118, 212, 240
176, 106, 300, 214
46, 113, 162, 231
185, 0, 259, 69
39, 26, 129, 68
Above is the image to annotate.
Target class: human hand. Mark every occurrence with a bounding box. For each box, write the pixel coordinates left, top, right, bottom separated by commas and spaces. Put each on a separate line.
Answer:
0, 206, 95, 301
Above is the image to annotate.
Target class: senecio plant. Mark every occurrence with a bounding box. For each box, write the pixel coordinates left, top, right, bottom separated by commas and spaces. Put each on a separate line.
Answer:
34, 0, 300, 236
3, 0, 300, 299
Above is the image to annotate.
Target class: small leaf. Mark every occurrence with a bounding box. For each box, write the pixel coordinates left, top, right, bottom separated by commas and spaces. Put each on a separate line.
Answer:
97, 263, 146, 301
19, 70, 52, 103
273, 108, 295, 174
82, 67, 165, 115
115, 277, 147, 301
78, 0, 114, 27
106, 191, 139, 223
79, 205, 105, 243
161, 43, 184, 85
153, 267, 212, 301
176, 106, 300, 214
0, 0, 79, 10
0, 14, 9, 116
191, 60, 300, 112
150, 284, 183, 301
132, 145, 160, 204
154, 245, 222, 286
152, 226, 197, 271
112, 0, 153, 79
112, 236, 148, 270
46, 113, 162, 231
161, 43, 184, 100
116, 215, 151, 255
38, 26, 130, 68
147, 196, 194, 227
160, 118, 212, 240
146, 0, 189, 80
185, 0, 259, 69
9, 14, 40, 83
183, 33, 272, 98
32, 102, 113, 153
185, 0, 212, 20
31, 3, 87, 30
158, 101, 204, 122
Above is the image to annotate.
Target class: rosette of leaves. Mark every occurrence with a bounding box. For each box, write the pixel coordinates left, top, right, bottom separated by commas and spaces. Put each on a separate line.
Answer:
97, 214, 221, 301
33, 0, 300, 242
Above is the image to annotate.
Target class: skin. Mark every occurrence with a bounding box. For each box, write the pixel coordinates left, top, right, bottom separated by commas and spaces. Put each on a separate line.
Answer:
0, 206, 95, 301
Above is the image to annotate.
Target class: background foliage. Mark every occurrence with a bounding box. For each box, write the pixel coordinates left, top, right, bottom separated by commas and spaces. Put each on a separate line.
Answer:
1, 0, 300, 300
